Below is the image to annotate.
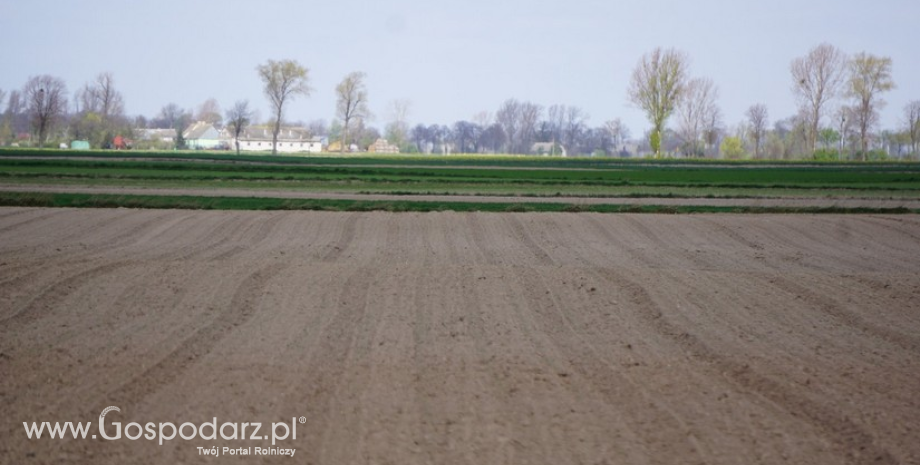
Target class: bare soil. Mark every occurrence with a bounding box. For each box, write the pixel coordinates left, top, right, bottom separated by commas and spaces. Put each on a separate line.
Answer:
1, 208, 918, 464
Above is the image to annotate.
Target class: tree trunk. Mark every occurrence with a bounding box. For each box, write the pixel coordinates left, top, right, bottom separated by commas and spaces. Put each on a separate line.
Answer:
341, 118, 348, 154
272, 105, 283, 156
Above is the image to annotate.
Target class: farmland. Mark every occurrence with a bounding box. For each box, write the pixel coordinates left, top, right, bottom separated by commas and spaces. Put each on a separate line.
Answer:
2, 150, 920, 464
1, 208, 919, 464
1, 149, 920, 211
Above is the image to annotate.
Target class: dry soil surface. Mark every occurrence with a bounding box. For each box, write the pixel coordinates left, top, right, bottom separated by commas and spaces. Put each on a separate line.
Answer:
1, 208, 919, 465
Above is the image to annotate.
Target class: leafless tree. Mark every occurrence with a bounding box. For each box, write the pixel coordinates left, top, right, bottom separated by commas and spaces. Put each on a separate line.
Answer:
6, 90, 22, 116
604, 119, 630, 152
495, 99, 543, 154
335, 72, 370, 153
495, 99, 521, 153
94, 72, 124, 119
846, 53, 896, 158
627, 48, 690, 157
155, 103, 192, 131
791, 43, 847, 154
74, 83, 98, 114
4, 90, 26, 138
257, 59, 311, 155
519, 101, 543, 154
834, 106, 857, 158
197, 98, 223, 126
746, 104, 769, 158
546, 104, 566, 144
676, 77, 719, 157
0, 89, 6, 113
560, 106, 587, 153
307, 119, 327, 137
384, 99, 411, 148
23, 75, 68, 147
472, 111, 492, 129
703, 107, 723, 156
225, 100, 253, 155
906, 101, 920, 155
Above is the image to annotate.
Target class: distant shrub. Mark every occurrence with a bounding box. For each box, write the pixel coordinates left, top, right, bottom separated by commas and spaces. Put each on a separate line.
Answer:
865, 150, 890, 161
813, 149, 840, 161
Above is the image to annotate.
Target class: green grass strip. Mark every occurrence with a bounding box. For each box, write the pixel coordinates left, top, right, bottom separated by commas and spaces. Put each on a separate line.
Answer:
0, 191, 915, 214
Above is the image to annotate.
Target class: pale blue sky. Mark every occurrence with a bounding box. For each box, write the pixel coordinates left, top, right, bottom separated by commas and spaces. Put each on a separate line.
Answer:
1, 0, 918, 136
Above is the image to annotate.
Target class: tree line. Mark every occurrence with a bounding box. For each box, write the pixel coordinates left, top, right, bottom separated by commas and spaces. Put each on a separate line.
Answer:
628, 43, 916, 160
2, 45, 918, 159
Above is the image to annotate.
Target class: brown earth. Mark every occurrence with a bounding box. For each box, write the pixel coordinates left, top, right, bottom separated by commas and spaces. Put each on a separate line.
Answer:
1, 208, 919, 464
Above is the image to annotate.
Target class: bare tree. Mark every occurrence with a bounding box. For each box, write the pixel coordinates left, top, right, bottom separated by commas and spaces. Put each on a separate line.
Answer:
23, 75, 68, 147
562, 106, 587, 154
472, 111, 492, 129
791, 43, 847, 155
495, 99, 521, 153
383, 99, 411, 149
703, 107, 724, 157
846, 53, 895, 159
257, 59, 311, 155
225, 100, 253, 155
73, 83, 98, 114
604, 119, 630, 152
834, 106, 857, 158
546, 104, 566, 145
0, 89, 6, 113
676, 77, 719, 157
906, 101, 920, 155
6, 90, 23, 116
627, 48, 689, 158
94, 72, 124, 119
746, 104, 769, 158
307, 119, 327, 138
335, 72, 370, 153
197, 98, 223, 126
495, 99, 544, 154
156, 103, 190, 130
410, 124, 430, 153
519, 102, 543, 154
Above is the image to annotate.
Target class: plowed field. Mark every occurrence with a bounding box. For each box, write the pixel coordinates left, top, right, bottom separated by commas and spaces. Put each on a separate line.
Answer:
1, 208, 918, 464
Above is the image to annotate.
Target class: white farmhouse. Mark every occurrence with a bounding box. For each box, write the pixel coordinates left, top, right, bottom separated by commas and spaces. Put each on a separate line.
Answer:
228, 126, 323, 153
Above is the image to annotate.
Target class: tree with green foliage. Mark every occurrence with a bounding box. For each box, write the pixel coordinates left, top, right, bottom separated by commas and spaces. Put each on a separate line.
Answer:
335, 72, 369, 153
720, 136, 746, 159
818, 127, 840, 151
847, 53, 895, 159
257, 59, 311, 155
627, 48, 689, 158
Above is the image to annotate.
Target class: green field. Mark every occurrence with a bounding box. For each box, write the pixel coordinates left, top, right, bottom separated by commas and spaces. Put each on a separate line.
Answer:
1, 149, 919, 212
2, 149, 920, 197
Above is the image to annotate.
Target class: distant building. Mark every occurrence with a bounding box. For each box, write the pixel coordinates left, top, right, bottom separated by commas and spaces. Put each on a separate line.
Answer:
183, 122, 221, 150
367, 138, 399, 154
227, 126, 322, 153
326, 140, 359, 152
134, 128, 177, 144
531, 142, 566, 157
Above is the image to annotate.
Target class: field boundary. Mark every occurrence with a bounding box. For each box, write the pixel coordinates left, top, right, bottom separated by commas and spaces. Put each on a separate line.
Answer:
0, 190, 915, 214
